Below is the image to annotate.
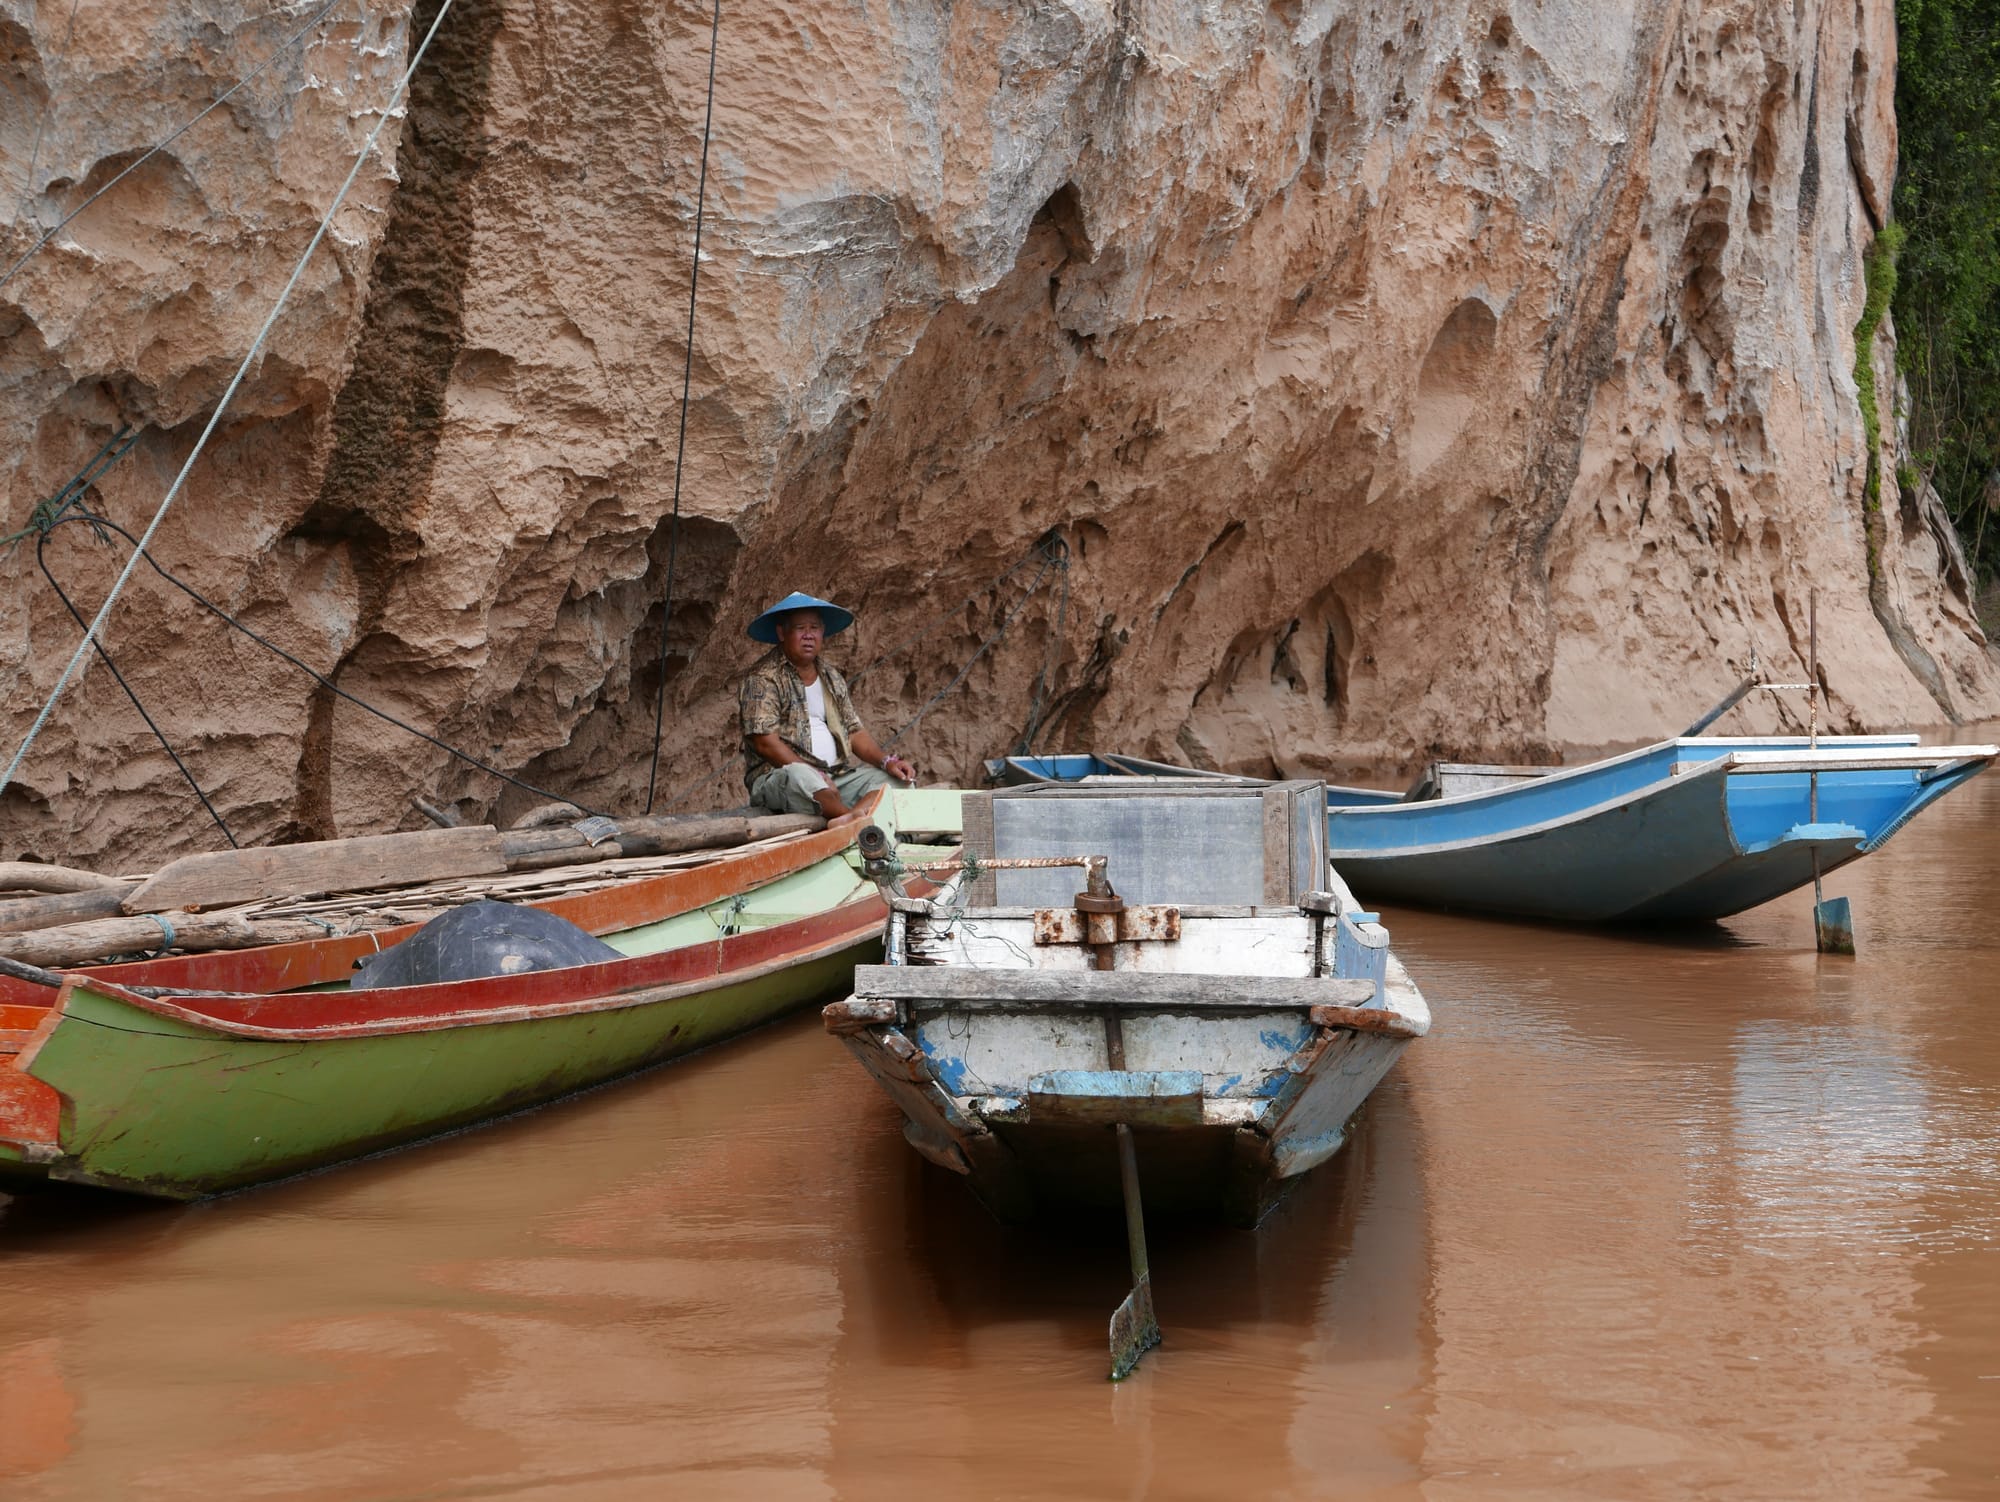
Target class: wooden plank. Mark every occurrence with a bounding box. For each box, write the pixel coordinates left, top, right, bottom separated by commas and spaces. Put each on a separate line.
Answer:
1307, 1002, 1426, 1039
962, 791, 996, 906
0, 884, 136, 935
855, 965, 1376, 1011
1261, 786, 1289, 906
1033, 1069, 1207, 1126
1026, 1069, 1205, 1127
123, 827, 510, 913
0, 862, 129, 895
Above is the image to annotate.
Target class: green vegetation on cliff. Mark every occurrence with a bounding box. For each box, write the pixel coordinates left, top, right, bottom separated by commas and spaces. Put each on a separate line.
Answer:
1894, 0, 2000, 591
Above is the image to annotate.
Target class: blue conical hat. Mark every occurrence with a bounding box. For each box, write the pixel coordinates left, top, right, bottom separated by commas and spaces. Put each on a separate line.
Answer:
746, 590, 855, 644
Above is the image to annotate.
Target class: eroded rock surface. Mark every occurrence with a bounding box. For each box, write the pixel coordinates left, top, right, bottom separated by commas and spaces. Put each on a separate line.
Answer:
3, 0, 1994, 866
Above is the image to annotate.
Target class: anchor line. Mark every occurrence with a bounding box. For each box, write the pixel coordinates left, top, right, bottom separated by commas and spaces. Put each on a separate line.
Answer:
1, 0, 351, 292
644, 0, 726, 816
36, 525, 238, 846
0, 0, 459, 803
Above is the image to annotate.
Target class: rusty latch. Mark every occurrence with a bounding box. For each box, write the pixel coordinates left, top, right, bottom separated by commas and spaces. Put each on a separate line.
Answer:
1031, 905, 1182, 946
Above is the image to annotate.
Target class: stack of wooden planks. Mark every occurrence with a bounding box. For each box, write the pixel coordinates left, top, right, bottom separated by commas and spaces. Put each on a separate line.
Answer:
0, 812, 822, 969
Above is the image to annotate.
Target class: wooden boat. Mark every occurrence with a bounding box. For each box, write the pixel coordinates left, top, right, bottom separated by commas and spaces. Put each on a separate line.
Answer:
825, 780, 1427, 1226
0, 787, 962, 1199
983, 751, 1404, 804
1323, 734, 1997, 922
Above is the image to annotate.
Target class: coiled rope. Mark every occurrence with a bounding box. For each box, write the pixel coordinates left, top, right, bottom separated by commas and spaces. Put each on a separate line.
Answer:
643, 0, 725, 816
0, 0, 457, 804
1, 0, 351, 292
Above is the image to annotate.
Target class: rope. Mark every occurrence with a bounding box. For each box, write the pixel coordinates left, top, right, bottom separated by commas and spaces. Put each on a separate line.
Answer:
0, 424, 141, 556
32, 511, 599, 815
0, 0, 458, 805
8, 0, 82, 232
644, 0, 725, 816
36, 527, 238, 845
1, 0, 350, 292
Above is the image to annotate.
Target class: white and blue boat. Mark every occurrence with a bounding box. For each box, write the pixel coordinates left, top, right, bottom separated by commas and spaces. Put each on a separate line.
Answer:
1324, 734, 1994, 922
995, 735, 1995, 924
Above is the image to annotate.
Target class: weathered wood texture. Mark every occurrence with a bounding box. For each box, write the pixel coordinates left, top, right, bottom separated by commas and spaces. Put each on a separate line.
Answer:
0, 863, 130, 895
0, 884, 138, 935
856, 965, 1375, 1011
0, 908, 393, 968
125, 829, 511, 914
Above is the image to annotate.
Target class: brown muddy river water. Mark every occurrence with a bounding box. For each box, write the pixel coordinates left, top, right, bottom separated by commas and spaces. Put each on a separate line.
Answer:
5, 769, 2000, 1500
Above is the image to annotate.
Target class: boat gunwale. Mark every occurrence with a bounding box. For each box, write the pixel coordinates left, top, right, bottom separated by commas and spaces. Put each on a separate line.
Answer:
41, 892, 889, 1046
0, 797, 886, 1007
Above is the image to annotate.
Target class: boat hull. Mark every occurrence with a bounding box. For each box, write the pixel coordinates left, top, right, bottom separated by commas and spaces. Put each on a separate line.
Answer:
0, 909, 879, 1200
1326, 738, 1996, 923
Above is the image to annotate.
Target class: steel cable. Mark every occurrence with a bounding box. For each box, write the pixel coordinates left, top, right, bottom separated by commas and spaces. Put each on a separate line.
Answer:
0, 0, 457, 802
1, 0, 350, 292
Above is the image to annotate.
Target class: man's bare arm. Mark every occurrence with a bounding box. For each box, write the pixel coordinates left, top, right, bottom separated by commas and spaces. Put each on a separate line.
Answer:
750, 732, 810, 769
849, 729, 917, 785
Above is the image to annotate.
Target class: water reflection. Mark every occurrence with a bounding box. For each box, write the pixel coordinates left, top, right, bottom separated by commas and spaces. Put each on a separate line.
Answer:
2, 765, 1999, 1498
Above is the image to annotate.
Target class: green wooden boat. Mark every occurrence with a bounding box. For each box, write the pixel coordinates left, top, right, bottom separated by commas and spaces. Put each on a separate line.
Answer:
0, 788, 962, 1200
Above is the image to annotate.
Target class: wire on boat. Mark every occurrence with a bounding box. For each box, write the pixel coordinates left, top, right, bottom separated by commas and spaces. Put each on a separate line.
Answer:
0, 0, 458, 805
7, 0, 83, 233
36, 526, 238, 845
31, 511, 600, 817
0, 0, 351, 292
643, 0, 726, 816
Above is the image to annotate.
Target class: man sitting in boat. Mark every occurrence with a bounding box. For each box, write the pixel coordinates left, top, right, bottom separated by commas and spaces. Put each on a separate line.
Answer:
739, 591, 916, 819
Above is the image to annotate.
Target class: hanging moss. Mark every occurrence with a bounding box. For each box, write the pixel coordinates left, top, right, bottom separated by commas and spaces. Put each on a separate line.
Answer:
1855, 222, 1905, 581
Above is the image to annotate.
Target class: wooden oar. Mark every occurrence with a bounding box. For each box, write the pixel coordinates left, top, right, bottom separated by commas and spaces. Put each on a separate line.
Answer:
1104, 1012, 1161, 1381
1078, 882, 1160, 1380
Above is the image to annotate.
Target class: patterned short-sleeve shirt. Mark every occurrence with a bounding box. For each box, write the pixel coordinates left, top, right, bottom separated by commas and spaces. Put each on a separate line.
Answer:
739, 655, 866, 789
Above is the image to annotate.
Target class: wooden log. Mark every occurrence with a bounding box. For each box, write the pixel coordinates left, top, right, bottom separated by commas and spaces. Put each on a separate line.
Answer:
497, 813, 822, 870
0, 861, 129, 895
854, 965, 1379, 1012
123, 828, 510, 914
0, 883, 138, 935
0, 907, 396, 969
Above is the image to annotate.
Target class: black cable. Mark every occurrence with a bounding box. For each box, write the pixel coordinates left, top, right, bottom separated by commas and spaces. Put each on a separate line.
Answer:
1, 0, 349, 292
644, 0, 725, 816
36, 512, 601, 816
36, 529, 238, 845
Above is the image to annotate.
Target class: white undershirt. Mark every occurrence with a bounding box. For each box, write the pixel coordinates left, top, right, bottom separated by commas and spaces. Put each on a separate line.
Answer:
803, 677, 838, 765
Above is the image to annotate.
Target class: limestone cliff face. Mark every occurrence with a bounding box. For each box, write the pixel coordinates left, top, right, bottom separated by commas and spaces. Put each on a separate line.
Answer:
2, 0, 1993, 865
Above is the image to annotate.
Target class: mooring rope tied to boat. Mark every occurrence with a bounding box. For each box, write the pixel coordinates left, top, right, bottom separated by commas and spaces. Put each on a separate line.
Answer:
0, 0, 458, 804
1, 0, 351, 291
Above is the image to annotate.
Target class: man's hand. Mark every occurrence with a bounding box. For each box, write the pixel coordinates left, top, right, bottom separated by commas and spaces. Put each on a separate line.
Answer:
882, 754, 917, 785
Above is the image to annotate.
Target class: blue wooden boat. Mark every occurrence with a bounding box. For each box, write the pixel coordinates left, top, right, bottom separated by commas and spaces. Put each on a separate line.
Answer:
1322, 734, 1996, 922
985, 751, 1403, 806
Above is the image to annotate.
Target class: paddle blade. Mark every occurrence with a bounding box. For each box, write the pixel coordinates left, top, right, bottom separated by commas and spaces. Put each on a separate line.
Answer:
1814, 895, 1855, 955
1108, 1274, 1161, 1381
